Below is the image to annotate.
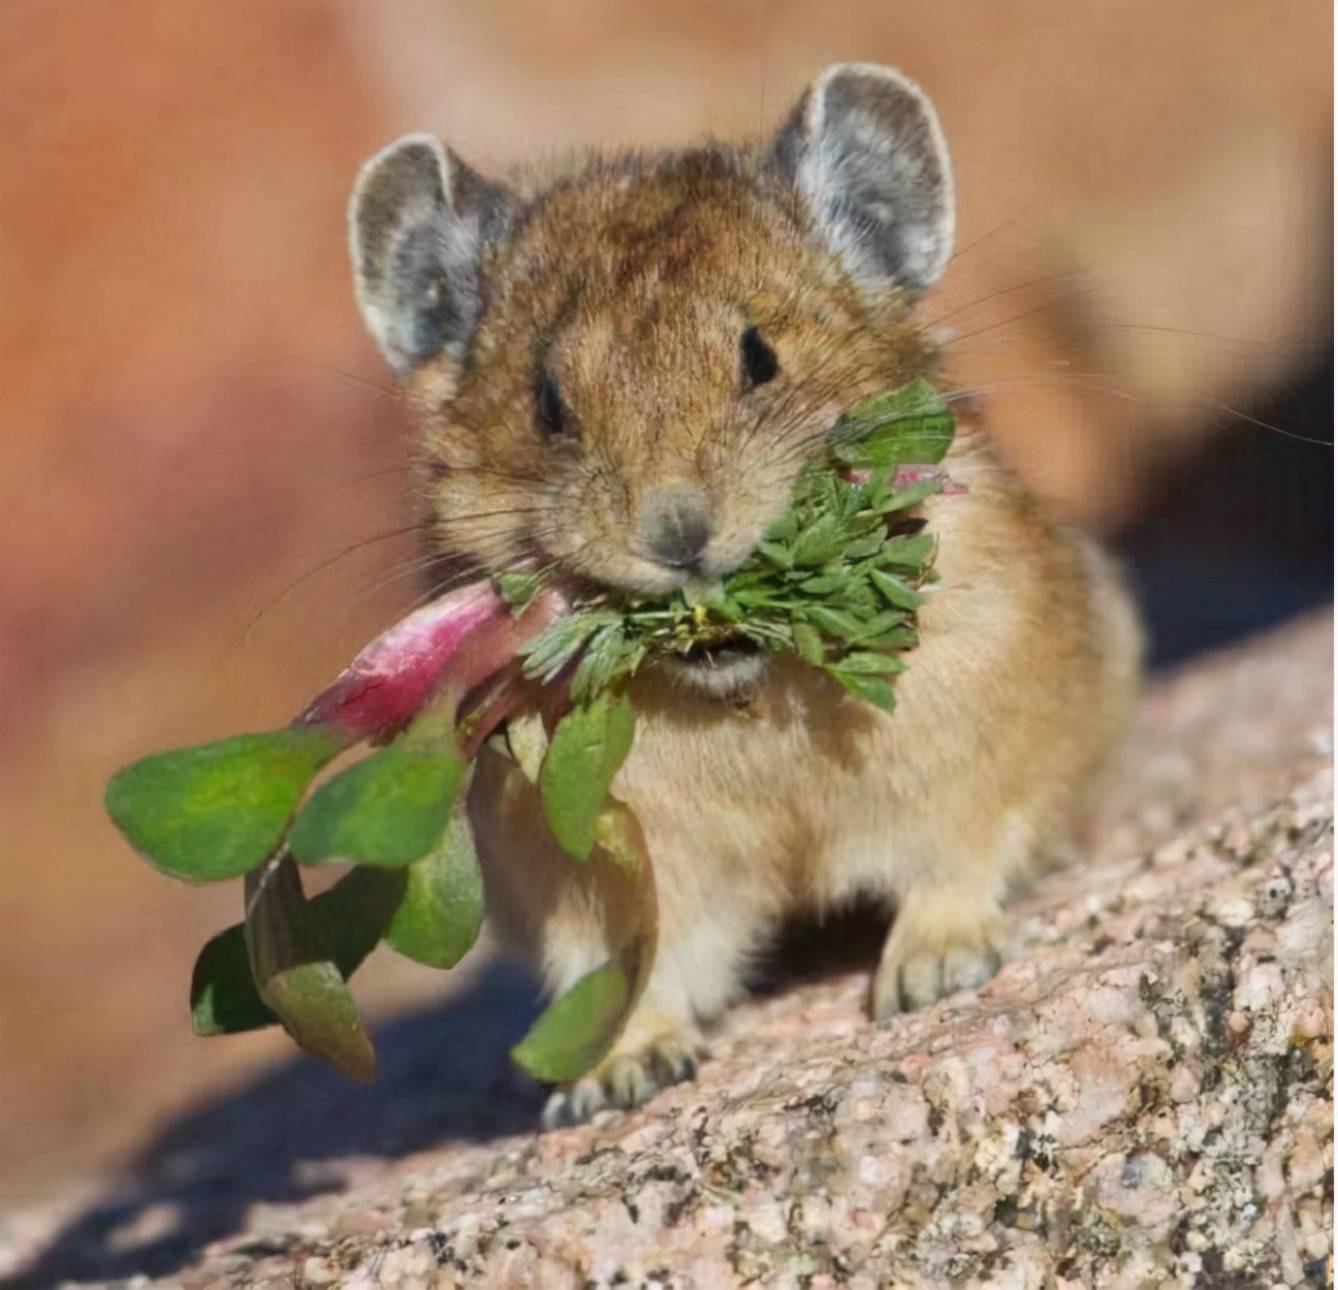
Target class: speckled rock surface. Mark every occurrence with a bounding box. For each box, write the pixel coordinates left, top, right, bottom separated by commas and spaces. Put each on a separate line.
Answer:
7, 613, 1333, 1289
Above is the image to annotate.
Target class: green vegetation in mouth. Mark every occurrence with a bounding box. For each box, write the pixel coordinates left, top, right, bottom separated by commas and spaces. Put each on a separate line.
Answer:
508, 376, 955, 710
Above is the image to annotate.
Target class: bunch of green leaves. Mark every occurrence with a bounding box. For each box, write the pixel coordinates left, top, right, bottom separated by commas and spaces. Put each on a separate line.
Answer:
102, 378, 954, 1091
506, 377, 956, 712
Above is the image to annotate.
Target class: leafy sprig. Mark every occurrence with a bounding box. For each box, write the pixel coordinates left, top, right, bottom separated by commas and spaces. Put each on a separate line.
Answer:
103, 378, 956, 1089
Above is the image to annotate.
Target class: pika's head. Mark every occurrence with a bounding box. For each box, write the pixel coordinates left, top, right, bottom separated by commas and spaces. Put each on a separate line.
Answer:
349, 63, 953, 691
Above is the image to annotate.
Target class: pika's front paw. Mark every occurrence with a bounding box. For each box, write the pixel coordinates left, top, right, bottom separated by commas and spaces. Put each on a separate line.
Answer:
870, 892, 1008, 1020
541, 1029, 700, 1129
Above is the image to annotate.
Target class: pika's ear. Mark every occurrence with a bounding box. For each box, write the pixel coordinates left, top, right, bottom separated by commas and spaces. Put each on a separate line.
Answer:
770, 63, 954, 292
348, 133, 516, 374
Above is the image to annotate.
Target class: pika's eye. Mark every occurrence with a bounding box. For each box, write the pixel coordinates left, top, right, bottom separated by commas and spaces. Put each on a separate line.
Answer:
739, 326, 779, 391
535, 372, 574, 439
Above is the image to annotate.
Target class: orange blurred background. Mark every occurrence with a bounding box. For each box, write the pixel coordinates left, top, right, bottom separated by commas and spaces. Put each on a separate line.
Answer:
1, 0, 1331, 1212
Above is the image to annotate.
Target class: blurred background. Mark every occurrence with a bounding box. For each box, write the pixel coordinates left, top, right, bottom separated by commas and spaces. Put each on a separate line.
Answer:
0, 0, 1331, 1237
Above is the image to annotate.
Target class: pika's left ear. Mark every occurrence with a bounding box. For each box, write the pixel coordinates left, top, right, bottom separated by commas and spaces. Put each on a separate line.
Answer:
770, 62, 955, 292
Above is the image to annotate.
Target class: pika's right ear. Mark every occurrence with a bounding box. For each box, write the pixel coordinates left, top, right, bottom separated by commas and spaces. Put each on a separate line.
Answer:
348, 134, 515, 375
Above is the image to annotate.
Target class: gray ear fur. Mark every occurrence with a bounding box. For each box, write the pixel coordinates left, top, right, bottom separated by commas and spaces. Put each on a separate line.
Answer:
772, 63, 955, 292
348, 134, 515, 374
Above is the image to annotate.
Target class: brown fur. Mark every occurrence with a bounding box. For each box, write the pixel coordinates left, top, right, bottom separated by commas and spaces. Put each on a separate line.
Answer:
354, 67, 1142, 1123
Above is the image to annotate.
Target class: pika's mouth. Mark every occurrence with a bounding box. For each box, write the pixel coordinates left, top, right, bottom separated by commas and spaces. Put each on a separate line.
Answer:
664, 634, 768, 697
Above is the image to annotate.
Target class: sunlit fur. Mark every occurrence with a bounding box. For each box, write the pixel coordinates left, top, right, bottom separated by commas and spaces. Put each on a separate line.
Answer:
407, 148, 931, 607
358, 66, 1143, 1123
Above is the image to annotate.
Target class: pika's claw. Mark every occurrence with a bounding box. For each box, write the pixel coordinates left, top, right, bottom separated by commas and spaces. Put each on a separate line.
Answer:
871, 892, 1007, 1020
540, 1028, 702, 1128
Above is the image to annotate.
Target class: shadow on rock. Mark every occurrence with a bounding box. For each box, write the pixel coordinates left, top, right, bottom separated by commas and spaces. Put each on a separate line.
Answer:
15, 960, 544, 1289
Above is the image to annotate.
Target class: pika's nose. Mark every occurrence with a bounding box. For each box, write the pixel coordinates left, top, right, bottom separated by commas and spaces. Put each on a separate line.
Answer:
640, 483, 711, 569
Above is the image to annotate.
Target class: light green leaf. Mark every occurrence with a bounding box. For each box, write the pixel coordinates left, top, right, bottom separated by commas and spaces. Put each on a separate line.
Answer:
288, 739, 467, 867
105, 728, 343, 882
756, 540, 793, 570
803, 604, 869, 641
869, 567, 925, 609
243, 855, 377, 1081
509, 959, 632, 1083
383, 807, 484, 968
878, 479, 944, 512
791, 620, 826, 665
191, 865, 404, 1036
837, 651, 908, 675
539, 692, 636, 860
831, 378, 955, 469
881, 532, 936, 568
827, 669, 898, 711
495, 568, 550, 611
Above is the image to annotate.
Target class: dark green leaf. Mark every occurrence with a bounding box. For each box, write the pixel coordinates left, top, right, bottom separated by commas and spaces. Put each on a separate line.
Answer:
383, 808, 484, 968
540, 692, 636, 860
242, 856, 377, 1081
191, 865, 404, 1036
105, 728, 343, 882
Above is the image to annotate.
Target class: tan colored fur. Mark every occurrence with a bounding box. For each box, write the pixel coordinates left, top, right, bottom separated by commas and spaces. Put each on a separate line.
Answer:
366, 81, 1141, 1119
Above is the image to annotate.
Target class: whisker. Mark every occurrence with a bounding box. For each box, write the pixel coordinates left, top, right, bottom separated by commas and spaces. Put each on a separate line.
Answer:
230, 521, 428, 650
1195, 399, 1333, 448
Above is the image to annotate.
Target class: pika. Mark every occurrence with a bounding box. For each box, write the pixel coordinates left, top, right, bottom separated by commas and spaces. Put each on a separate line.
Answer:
347, 63, 1141, 1124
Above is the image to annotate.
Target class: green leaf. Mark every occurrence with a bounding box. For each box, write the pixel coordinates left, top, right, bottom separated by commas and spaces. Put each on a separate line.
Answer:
791, 514, 848, 567
570, 620, 634, 703
827, 669, 898, 711
288, 740, 466, 867
105, 728, 343, 882
869, 567, 925, 609
509, 959, 632, 1083
861, 624, 919, 651
839, 529, 888, 560
495, 568, 550, 611
191, 865, 404, 1036
881, 532, 936, 568
540, 692, 636, 860
837, 651, 908, 675
878, 479, 943, 513
383, 807, 484, 968
803, 604, 869, 641
831, 378, 955, 469
791, 620, 826, 665
242, 855, 378, 1080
